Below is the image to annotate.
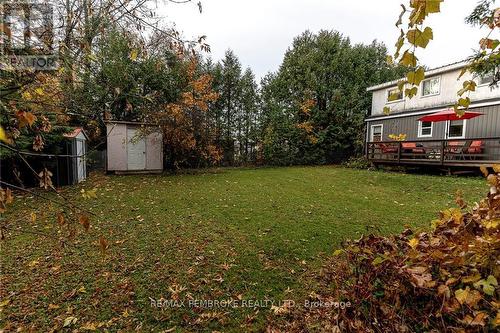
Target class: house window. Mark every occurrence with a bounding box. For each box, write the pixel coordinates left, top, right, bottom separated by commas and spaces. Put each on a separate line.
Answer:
371, 124, 383, 142
447, 120, 466, 139
418, 121, 433, 137
422, 77, 440, 96
387, 88, 403, 102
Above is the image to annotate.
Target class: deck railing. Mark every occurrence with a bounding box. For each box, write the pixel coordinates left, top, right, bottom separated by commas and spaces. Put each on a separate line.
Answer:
366, 137, 500, 167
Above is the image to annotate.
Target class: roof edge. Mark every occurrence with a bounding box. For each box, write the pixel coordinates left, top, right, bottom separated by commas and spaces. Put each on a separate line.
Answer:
366, 60, 469, 92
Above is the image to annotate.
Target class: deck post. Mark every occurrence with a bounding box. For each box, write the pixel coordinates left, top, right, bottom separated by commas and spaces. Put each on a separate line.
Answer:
440, 141, 445, 166
397, 142, 402, 163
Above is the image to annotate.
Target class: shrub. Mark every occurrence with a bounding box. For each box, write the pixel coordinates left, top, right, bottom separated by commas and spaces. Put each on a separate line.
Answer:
343, 156, 372, 170
275, 166, 500, 332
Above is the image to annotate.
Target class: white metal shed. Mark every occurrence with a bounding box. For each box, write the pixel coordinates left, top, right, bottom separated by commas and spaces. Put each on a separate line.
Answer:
106, 121, 163, 173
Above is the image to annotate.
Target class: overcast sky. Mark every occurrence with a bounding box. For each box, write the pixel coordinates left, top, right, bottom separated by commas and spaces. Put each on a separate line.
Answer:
159, 0, 487, 81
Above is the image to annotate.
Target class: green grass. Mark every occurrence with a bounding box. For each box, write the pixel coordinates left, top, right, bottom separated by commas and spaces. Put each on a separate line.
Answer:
0, 166, 486, 331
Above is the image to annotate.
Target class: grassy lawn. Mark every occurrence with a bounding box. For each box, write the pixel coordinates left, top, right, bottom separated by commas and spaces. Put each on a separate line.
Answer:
0, 166, 486, 332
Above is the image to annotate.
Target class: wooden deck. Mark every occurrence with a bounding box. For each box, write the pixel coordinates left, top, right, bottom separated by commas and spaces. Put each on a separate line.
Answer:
366, 137, 500, 168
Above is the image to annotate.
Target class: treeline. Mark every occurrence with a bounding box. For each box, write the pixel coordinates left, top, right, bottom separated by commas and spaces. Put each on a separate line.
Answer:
1, 3, 406, 170
56, 25, 406, 168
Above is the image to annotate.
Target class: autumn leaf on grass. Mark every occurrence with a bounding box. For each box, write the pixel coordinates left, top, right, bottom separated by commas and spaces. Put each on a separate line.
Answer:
332, 249, 344, 256
79, 214, 90, 231
28, 259, 40, 267
408, 238, 419, 249
460, 312, 488, 327
81, 188, 97, 199
57, 212, 65, 226
473, 275, 498, 296
63, 316, 78, 327
47, 303, 60, 310
99, 236, 108, 255
130, 49, 138, 61
0, 299, 11, 307
0, 188, 13, 213
454, 286, 482, 307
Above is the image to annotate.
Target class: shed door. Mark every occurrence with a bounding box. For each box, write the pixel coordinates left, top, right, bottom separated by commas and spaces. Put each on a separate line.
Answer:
127, 128, 146, 170
76, 139, 86, 182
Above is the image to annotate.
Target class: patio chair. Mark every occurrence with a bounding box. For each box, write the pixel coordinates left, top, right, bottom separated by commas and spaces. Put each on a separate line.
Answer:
401, 142, 426, 158
376, 143, 398, 160
444, 141, 466, 160
465, 140, 484, 160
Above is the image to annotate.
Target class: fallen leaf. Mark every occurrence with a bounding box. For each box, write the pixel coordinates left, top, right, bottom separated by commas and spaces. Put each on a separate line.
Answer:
63, 316, 78, 327
79, 214, 90, 231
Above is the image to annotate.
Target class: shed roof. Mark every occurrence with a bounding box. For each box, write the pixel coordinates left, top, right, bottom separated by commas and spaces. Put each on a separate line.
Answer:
63, 127, 88, 140
105, 120, 157, 126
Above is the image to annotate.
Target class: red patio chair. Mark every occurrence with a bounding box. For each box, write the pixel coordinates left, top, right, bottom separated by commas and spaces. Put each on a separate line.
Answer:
466, 140, 484, 160
401, 142, 425, 157
445, 141, 466, 160
380, 143, 398, 154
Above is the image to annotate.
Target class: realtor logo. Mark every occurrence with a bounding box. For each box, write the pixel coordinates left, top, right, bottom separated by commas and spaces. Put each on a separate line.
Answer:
0, 0, 57, 70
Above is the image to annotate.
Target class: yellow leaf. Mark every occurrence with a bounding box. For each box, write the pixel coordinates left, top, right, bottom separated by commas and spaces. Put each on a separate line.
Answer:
483, 219, 499, 229
462, 273, 481, 283
493, 164, 500, 173
48, 303, 60, 310
400, 51, 418, 67
0, 299, 10, 307
455, 287, 469, 304
408, 238, 419, 249
63, 316, 78, 328
81, 321, 98, 330
333, 249, 343, 256
30, 212, 37, 223
28, 259, 40, 267
0, 125, 10, 144
480, 166, 489, 177
78, 286, 86, 293
130, 49, 138, 61
493, 311, 500, 327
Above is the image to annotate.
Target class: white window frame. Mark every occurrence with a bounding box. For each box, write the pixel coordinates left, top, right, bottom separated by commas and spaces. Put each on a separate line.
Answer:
386, 87, 404, 104
370, 124, 384, 142
445, 119, 467, 139
421, 76, 441, 97
417, 121, 433, 138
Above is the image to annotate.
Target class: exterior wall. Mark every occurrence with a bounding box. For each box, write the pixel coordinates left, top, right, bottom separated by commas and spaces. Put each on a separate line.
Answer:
106, 123, 128, 171
107, 122, 163, 172
366, 104, 500, 142
370, 67, 500, 116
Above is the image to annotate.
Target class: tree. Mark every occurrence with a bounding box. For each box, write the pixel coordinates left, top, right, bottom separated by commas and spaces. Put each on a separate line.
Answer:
260, 30, 406, 165
236, 68, 260, 163
0, 0, 208, 241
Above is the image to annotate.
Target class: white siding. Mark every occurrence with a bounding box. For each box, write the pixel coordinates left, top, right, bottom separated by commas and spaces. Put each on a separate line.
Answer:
371, 68, 500, 116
